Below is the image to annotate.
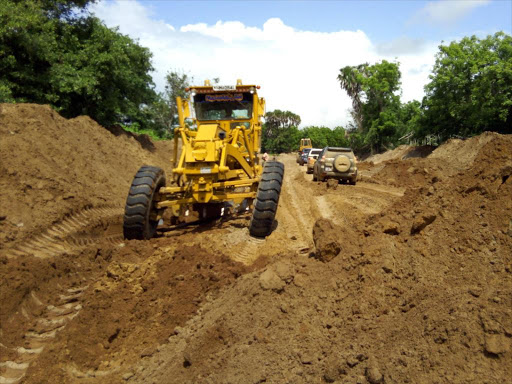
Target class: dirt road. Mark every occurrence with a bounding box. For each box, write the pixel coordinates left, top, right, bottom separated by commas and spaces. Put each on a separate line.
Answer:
0, 154, 405, 384
1, 104, 511, 383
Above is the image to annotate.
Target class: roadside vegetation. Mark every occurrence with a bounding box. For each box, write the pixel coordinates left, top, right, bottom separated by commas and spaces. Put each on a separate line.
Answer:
264, 32, 511, 154
0, 0, 159, 132
1, 1, 510, 151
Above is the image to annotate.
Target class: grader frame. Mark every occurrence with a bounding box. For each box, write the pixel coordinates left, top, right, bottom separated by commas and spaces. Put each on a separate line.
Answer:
161, 80, 265, 211
123, 79, 284, 240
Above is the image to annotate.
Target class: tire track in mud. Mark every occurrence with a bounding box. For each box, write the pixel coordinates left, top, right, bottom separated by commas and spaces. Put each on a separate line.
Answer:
229, 234, 266, 265
287, 155, 404, 228
0, 286, 88, 384
314, 195, 340, 223
278, 180, 314, 249
273, 157, 325, 251
318, 183, 403, 216
1, 207, 124, 383
3, 206, 124, 259
228, 159, 315, 265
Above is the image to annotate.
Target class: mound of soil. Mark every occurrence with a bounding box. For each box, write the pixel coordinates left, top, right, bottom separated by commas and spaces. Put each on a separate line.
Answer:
367, 133, 509, 189
18, 233, 258, 383
0, 104, 174, 249
364, 145, 413, 164
131, 133, 512, 383
1, 103, 510, 384
428, 132, 497, 171
365, 145, 435, 165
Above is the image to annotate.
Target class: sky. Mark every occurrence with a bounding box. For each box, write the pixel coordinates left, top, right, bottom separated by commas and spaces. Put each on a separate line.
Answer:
90, 0, 512, 128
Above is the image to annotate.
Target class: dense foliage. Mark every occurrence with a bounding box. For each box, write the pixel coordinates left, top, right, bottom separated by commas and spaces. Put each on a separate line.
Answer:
142, 70, 193, 137
262, 110, 350, 154
261, 112, 350, 153
264, 30, 512, 155
261, 110, 301, 153
419, 32, 512, 140
338, 60, 419, 153
1, 3, 509, 149
0, 0, 158, 130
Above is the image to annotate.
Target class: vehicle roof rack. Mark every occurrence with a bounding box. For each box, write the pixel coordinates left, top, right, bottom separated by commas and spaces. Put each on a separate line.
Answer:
326, 147, 352, 151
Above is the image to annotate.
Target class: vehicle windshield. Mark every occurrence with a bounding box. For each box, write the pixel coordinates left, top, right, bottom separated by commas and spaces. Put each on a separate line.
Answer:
309, 150, 322, 156
193, 92, 253, 121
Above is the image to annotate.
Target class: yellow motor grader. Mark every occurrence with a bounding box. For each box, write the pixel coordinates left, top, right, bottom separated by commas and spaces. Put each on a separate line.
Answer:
296, 138, 312, 164
123, 79, 284, 240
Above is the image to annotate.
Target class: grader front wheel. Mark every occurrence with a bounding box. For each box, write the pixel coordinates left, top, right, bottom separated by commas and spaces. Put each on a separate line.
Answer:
249, 161, 284, 237
123, 166, 166, 240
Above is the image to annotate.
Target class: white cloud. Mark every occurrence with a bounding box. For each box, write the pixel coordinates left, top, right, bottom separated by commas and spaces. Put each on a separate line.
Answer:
410, 0, 490, 26
91, 0, 437, 128
377, 36, 428, 55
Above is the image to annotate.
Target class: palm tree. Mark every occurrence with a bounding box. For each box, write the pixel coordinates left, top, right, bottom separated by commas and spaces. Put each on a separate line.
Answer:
338, 64, 368, 132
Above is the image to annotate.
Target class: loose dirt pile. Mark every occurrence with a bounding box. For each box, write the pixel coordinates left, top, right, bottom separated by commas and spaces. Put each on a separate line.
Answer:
363, 144, 435, 164
15, 234, 263, 383
0, 104, 174, 382
131, 133, 511, 384
0, 103, 174, 250
1, 104, 511, 384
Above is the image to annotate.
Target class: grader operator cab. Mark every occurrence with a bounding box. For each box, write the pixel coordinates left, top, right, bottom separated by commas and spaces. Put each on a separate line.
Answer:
123, 79, 284, 240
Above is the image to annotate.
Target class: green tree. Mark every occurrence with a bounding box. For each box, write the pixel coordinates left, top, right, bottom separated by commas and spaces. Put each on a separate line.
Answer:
330, 126, 349, 147
51, 18, 156, 127
300, 126, 348, 149
399, 100, 421, 139
39, 0, 96, 19
143, 93, 174, 136
0, 0, 59, 104
338, 65, 366, 131
0, 0, 158, 130
338, 60, 403, 152
420, 32, 512, 140
365, 106, 401, 152
262, 110, 301, 153
164, 70, 193, 126
301, 126, 330, 149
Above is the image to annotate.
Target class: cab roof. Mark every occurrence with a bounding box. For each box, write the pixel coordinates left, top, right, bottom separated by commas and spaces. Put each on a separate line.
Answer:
188, 85, 259, 94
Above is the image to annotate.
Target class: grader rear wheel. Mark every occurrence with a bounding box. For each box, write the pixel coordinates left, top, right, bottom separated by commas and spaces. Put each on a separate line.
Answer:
123, 166, 166, 240
249, 161, 284, 237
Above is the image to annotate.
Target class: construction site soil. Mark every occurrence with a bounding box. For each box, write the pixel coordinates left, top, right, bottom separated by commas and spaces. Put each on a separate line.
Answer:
1, 104, 511, 384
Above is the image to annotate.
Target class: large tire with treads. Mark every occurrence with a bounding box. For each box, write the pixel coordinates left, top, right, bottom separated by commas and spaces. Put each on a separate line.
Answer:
123, 166, 166, 240
249, 161, 284, 237
333, 155, 351, 172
